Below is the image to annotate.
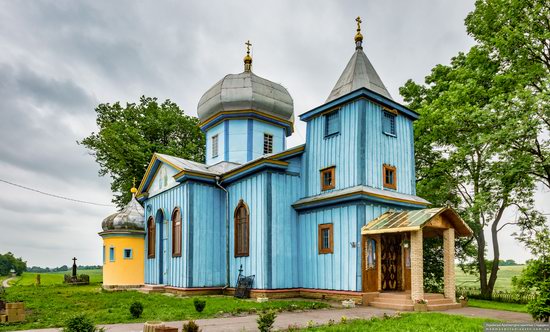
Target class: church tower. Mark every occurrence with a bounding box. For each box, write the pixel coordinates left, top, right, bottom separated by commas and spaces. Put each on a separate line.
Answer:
197, 41, 294, 165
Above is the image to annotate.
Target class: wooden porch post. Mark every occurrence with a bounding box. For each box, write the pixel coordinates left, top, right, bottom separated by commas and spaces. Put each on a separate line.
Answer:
376, 234, 382, 291
443, 228, 456, 301
410, 229, 424, 301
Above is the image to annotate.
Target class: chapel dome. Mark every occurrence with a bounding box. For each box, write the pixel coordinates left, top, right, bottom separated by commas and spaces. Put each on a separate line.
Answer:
197, 43, 294, 124
101, 194, 144, 232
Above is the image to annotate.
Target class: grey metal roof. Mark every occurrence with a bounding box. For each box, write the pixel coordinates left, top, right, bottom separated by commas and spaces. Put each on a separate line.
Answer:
156, 153, 214, 174
293, 185, 430, 207
102, 195, 144, 231
326, 49, 392, 103
197, 71, 294, 123
156, 153, 240, 176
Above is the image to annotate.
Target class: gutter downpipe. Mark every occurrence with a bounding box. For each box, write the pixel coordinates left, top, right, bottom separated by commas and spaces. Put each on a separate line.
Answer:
216, 176, 230, 289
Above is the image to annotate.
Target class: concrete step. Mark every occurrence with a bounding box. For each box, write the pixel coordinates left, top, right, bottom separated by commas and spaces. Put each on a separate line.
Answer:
424, 293, 445, 299
139, 284, 166, 293
427, 303, 462, 311
371, 297, 413, 304
377, 292, 411, 299
370, 301, 414, 311
424, 298, 455, 305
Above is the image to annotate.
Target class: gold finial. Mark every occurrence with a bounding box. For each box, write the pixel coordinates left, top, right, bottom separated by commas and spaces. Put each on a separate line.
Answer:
130, 177, 138, 194
244, 40, 252, 72
355, 16, 363, 49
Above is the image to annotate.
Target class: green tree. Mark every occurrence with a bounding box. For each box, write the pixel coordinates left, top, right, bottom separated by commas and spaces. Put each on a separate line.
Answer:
0, 252, 27, 276
466, 0, 550, 189
80, 96, 205, 207
513, 226, 550, 321
400, 46, 538, 297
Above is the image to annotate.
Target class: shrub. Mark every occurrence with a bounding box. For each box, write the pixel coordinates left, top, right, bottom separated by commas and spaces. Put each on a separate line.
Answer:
257, 310, 277, 332
182, 320, 201, 332
193, 298, 206, 313
79, 274, 90, 283
129, 301, 144, 318
63, 314, 104, 332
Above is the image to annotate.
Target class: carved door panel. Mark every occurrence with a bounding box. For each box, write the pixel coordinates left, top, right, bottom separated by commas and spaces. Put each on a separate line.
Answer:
381, 235, 400, 291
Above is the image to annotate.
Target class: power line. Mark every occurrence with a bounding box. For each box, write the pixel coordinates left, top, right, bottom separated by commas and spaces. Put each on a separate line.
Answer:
0, 178, 114, 207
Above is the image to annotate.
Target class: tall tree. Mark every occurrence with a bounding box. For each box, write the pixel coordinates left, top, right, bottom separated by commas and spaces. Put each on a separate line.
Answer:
400, 46, 538, 297
466, 0, 550, 188
80, 96, 205, 207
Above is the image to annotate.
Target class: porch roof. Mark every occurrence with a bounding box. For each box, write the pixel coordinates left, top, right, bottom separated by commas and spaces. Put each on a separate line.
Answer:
361, 207, 473, 237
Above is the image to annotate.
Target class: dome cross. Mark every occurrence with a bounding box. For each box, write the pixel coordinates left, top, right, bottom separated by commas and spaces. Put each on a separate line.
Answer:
355, 16, 363, 49
244, 40, 253, 72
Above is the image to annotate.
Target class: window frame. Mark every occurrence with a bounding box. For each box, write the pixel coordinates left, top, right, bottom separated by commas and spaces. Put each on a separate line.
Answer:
382, 109, 397, 136
172, 207, 182, 257
123, 248, 133, 260
109, 246, 115, 262
324, 110, 340, 137
318, 223, 334, 254
234, 200, 250, 257
263, 133, 273, 154
383, 164, 397, 190
320, 166, 336, 191
212, 134, 219, 158
147, 216, 156, 259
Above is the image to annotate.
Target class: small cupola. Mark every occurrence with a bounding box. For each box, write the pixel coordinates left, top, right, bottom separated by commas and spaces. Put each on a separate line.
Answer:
101, 186, 144, 232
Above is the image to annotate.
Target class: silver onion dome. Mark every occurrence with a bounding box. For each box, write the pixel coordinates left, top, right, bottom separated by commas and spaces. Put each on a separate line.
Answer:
101, 194, 144, 231
197, 41, 294, 124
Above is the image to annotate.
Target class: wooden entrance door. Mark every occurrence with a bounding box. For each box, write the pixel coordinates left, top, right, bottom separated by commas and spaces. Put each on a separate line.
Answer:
381, 235, 401, 291
362, 235, 378, 292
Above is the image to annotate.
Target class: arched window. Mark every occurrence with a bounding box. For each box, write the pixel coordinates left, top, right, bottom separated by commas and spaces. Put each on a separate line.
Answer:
172, 208, 182, 257
147, 216, 155, 258
234, 200, 249, 257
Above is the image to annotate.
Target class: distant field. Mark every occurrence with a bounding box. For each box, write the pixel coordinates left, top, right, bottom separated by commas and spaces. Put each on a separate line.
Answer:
455, 265, 524, 291
11, 269, 103, 286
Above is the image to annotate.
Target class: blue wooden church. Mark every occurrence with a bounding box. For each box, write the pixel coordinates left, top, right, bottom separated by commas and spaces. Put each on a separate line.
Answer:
133, 18, 472, 310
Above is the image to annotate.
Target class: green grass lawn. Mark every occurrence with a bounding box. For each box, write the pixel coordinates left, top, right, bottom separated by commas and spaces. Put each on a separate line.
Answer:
1, 271, 329, 331
467, 299, 528, 313
455, 265, 524, 291
302, 313, 498, 331
10, 269, 103, 286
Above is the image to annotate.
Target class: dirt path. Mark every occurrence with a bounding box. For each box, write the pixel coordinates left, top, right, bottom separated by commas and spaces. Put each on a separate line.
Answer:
1, 276, 15, 288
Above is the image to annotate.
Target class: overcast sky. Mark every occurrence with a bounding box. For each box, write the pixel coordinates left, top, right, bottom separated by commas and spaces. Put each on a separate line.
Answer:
0, 1, 547, 267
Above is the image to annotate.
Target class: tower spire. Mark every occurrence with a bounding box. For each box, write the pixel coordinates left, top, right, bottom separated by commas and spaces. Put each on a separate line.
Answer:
355, 16, 363, 50
244, 40, 252, 72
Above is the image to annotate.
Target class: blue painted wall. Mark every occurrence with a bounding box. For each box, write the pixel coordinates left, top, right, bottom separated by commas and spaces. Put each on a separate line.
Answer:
205, 119, 286, 165
303, 98, 416, 197
252, 121, 285, 159
297, 202, 405, 291
144, 181, 226, 288
205, 122, 225, 166
144, 183, 189, 286
188, 182, 226, 287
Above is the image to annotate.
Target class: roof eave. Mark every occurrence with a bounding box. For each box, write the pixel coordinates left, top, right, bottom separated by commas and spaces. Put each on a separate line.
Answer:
299, 87, 419, 122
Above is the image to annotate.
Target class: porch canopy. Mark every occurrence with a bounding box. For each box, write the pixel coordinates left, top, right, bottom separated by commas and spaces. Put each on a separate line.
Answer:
361, 207, 472, 237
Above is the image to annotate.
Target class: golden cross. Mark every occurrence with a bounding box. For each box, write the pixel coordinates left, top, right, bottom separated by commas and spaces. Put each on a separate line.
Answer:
245, 40, 252, 54
133, 177, 136, 188
356, 16, 362, 32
